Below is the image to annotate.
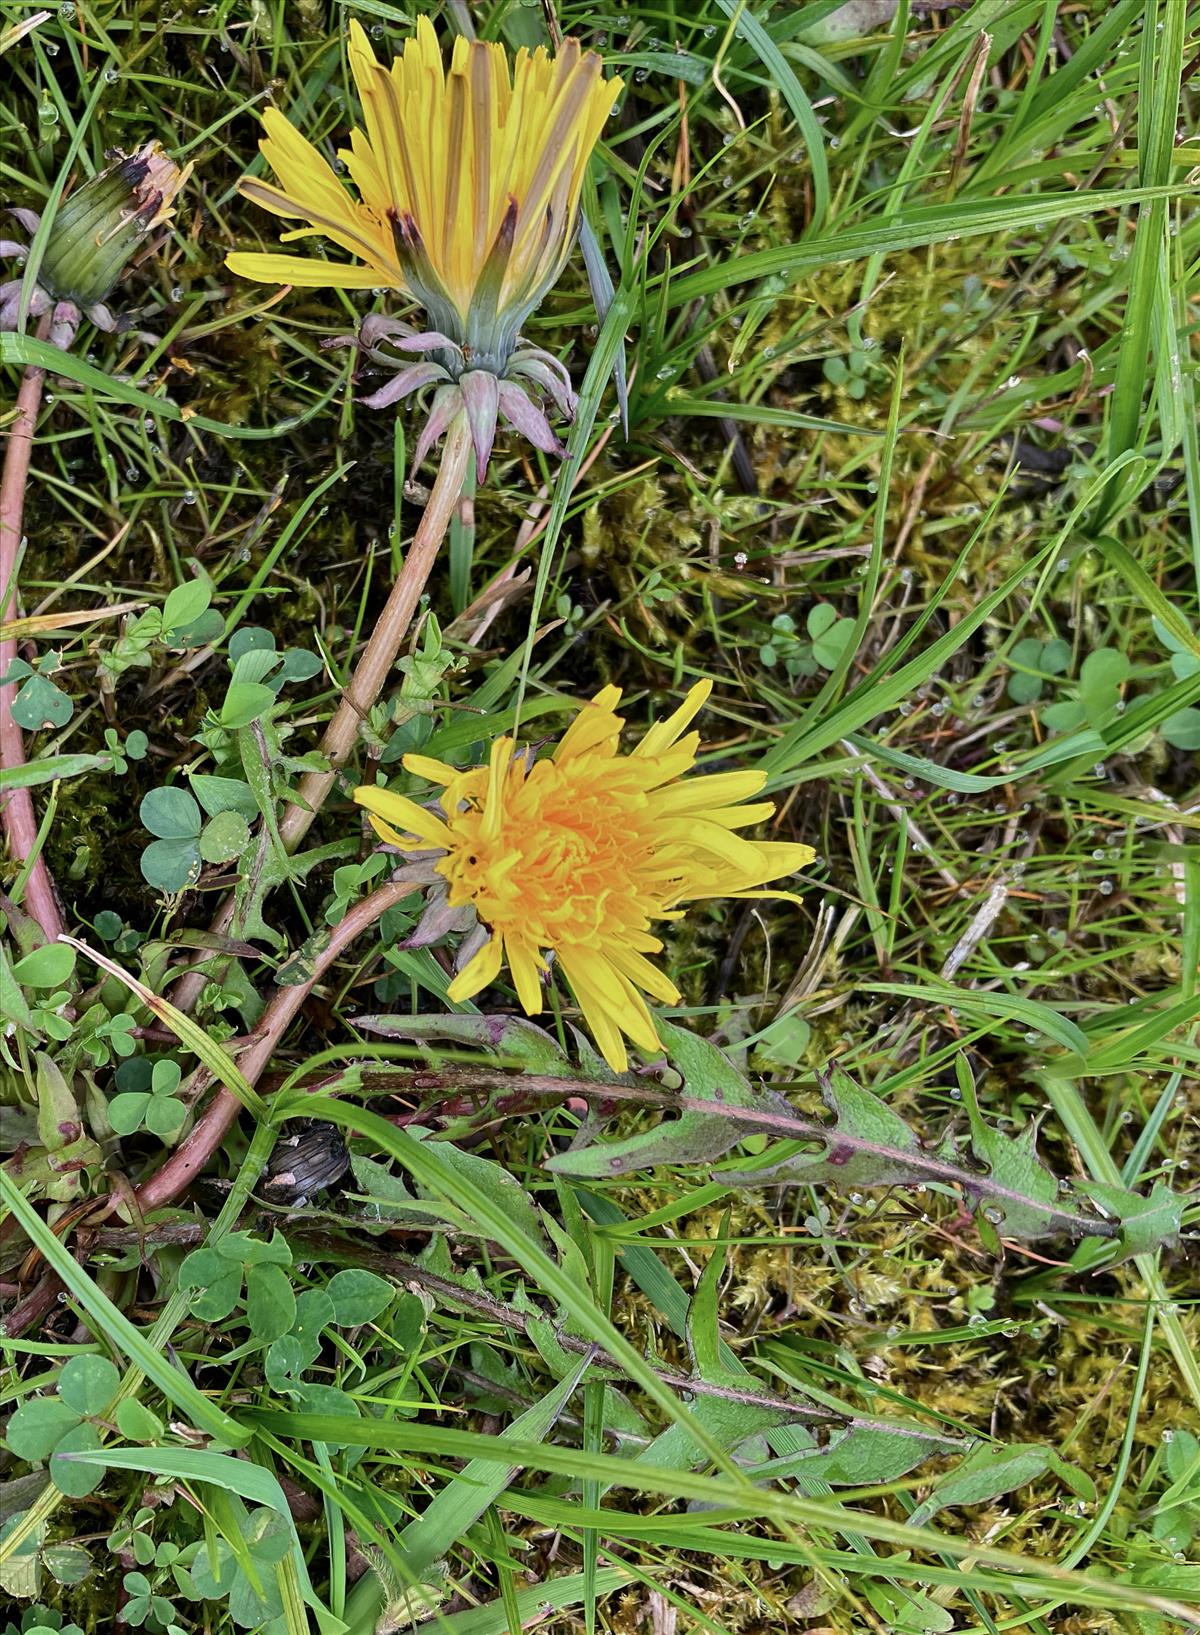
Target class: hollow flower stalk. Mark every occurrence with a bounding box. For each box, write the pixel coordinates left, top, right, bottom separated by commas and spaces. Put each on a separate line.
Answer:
227, 18, 621, 475
355, 681, 814, 1073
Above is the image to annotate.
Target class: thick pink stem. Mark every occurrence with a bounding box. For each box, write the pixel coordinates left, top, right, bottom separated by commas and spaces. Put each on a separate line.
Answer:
0, 313, 69, 943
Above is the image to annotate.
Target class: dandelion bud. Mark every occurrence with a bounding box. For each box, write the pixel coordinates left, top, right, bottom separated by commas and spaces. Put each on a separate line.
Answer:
2, 142, 186, 335
41, 143, 186, 307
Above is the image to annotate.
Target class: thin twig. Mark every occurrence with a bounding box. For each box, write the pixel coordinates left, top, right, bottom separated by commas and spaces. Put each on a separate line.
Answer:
0, 1269, 62, 1339
296, 1234, 841, 1425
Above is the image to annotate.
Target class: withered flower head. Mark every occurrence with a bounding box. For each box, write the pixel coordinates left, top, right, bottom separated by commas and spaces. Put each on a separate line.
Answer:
2, 141, 188, 338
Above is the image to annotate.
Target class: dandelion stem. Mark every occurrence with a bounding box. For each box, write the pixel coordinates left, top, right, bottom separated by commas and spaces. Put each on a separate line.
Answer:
281, 411, 473, 848
131, 872, 424, 1216
0, 310, 75, 945
165, 414, 472, 1023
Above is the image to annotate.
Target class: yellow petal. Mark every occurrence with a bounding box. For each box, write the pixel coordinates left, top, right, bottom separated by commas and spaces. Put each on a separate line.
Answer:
633, 679, 712, 758
558, 957, 628, 1073
402, 754, 462, 787
507, 937, 546, 1015
685, 820, 780, 876
561, 947, 662, 1054
553, 686, 623, 763
754, 841, 817, 877
604, 943, 680, 1006
651, 769, 766, 811
448, 933, 504, 1002
353, 784, 453, 849
225, 252, 387, 289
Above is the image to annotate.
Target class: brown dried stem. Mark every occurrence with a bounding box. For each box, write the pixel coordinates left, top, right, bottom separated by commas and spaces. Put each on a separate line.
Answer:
278, 413, 473, 851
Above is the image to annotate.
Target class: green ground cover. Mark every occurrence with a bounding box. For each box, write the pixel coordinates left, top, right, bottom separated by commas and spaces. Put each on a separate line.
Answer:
1, 1, 1197, 1632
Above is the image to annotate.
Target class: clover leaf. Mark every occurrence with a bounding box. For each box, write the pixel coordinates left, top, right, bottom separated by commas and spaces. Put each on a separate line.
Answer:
1006, 637, 1071, 704
139, 787, 203, 893
178, 1231, 295, 1342
4, 1356, 121, 1497
1041, 646, 1129, 733
108, 1059, 187, 1142
11, 671, 73, 732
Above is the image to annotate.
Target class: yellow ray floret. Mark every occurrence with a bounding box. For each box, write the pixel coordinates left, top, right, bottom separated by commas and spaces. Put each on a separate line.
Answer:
354, 681, 814, 1074
227, 17, 621, 331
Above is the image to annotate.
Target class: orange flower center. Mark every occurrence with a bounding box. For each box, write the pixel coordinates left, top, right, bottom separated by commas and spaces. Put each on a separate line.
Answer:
437, 755, 667, 954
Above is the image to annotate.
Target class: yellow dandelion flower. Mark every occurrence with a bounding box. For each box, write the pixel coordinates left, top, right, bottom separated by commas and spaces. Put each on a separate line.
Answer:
226, 18, 621, 472
355, 681, 814, 1073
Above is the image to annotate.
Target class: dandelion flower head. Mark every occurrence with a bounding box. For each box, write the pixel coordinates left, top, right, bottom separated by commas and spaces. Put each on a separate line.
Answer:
226, 19, 621, 474
355, 681, 814, 1072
